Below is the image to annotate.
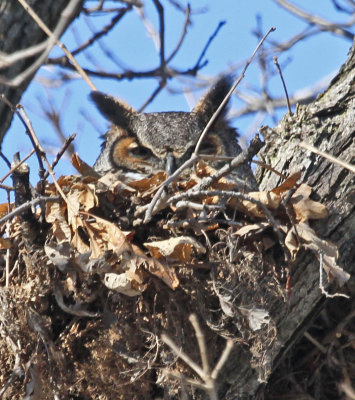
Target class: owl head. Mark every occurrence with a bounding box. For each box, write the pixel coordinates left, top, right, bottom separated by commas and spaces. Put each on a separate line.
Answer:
90, 76, 242, 179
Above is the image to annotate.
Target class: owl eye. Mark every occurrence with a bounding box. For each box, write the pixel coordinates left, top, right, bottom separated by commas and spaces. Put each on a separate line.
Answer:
129, 145, 150, 159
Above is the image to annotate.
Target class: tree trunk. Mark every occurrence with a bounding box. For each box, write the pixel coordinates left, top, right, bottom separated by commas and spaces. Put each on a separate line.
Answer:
221, 39, 355, 399
0, 0, 81, 144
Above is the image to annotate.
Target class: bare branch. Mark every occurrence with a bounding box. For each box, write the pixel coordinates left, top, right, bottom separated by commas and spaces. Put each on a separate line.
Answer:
299, 141, 355, 173
5, 0, 97, 90
194, 27, 275, 155
273, 56, 293, 115
0, 196, 61, 226
273, 0, 354, 39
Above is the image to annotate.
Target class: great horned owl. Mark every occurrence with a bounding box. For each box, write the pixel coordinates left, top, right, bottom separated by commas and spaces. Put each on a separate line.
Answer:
90, 76, 258, 191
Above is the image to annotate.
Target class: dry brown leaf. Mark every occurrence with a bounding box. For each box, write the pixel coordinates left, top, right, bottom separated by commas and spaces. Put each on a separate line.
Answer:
0, 237, 12, 249
97, 172, 136, 194
195, 161, 237, 190
285, 222, 350, 286
52, 175, 78, 193
46, 201, 72, 243
68, 183, 98, 213
235, 222, 270, 236
128, 171, 167, 194
291, 184, 328, 222
121, 253, 148, 291
195, 160, 213, 175
71, 216, 90, 254
271, 171, 301, 195
177, 177, 199, 190
81, 215, 131, 259
144, 236, 206, 263
234, 191, 281, 218
145, 257, 179, 289
103, 272, 145, 296
0, 203, 13, 218
72, 153, 100, 177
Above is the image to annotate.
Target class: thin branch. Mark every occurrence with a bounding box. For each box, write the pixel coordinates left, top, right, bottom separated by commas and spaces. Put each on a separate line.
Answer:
166, 4, 191, 64
11, 0, 97, 90
161, 334, 205, 378
0, 95, 45, 176
273, 56, 293, 115
162, 314, 233, 400
299, 141, 355, 173
153, 0, 166, 74
211, 339, 234, 380
189, 314, 210, 375
273, 0, 354, 39
48, 8, 131, 64
43, 133, 77, 181
192, 21, 226, 72
138, 81, 166, 112
318, 252, 349, 298
16, 105, 68, 201
193, 26, 275, 155
0, 196, 61, 225
0, 41, 47, 69
0, 149, 35, 183
142, 134, 263, 223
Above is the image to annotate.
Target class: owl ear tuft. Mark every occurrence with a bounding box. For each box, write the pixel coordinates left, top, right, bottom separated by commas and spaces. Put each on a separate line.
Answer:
90, 91, 136, 129
193, 75, 233, 123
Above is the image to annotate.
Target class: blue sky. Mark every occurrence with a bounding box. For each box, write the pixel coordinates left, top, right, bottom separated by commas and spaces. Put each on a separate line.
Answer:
1, 0, 353, 203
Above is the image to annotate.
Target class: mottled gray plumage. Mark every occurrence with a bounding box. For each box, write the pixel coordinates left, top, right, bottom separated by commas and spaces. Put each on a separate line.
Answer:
90, 76, 258, 191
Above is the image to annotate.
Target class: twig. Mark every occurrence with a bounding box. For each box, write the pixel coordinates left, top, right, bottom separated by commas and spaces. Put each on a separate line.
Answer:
211, 339, 234, 380
0, 151, 11, 168
303, 331, 327, 354
162, 314, 233, 400
273, 56, 293, 115
43, 133, 77, 181
138, 81, 166, 112
142, 154, 200, 221
273, 0, 354, 40
0, 41, 47, 69
49, 8, 130, 63
189, 314, 210, 375
14, 0, 96, 90
319, 252, 349, 298
0, 95, 46, 180
15, 105, 68, 201
165, 218, 242, 229
193, 135, 264, 191
161, 334, 205, 378
0, 183, 14, 191
153, 0, 166, 74
142, 134, 263, 223
175, 201, 224, 211
299, 141, 355, 173
192, 21, 226, 72
0, 149, 35, 183
0, 338, 24, 398
5, 219, 11, 287
0, 196, 61, 225
193, 26, 276, 155
166, 4, 191, 63
252, 159, 288, 179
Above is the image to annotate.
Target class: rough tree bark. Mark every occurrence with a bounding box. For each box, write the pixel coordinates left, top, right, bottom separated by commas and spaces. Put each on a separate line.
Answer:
220, 39, 355, 399
0, 0, 81, 144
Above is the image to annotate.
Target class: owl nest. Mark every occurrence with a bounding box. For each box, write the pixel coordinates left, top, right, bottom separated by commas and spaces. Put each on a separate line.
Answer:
0, 149, 349, 399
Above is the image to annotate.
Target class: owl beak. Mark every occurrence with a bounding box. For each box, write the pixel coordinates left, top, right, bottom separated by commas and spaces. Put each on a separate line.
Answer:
165, 152, 176, 175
